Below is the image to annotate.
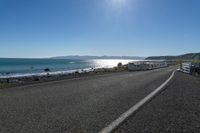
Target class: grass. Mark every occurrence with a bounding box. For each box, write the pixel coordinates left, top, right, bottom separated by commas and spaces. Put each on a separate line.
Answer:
0, 66, 128, 89
192, 59, 200, 63
93, 65, 128, 74
0, 83, 14, 89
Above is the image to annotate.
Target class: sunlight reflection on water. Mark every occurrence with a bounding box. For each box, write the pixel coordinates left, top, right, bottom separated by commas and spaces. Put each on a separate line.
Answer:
0, 59, 139, 78
91, 59, 138, 68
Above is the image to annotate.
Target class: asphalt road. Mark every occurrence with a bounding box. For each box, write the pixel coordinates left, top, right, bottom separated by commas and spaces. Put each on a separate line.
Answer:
0, 67, 175, 133
116, 71, 200, 133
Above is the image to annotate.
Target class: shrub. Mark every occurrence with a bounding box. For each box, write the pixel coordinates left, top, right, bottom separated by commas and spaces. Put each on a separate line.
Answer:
117, 62, 123, 67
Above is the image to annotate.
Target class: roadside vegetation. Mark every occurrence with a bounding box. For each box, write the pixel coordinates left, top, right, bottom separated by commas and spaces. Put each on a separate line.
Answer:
0, 62, 128, 89
0, 83, 14, 89
146, 53, 200, 60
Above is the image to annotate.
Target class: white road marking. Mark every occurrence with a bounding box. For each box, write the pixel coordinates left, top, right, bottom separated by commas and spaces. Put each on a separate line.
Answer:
99, 71, 176, 133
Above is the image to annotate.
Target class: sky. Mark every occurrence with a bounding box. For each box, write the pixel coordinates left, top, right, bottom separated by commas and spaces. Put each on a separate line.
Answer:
0, 0, 200, 58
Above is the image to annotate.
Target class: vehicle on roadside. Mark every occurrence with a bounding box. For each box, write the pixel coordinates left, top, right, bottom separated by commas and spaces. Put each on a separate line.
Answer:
180, 63, 191, 74
128, 61, 167, 71
180, 62, 200, 75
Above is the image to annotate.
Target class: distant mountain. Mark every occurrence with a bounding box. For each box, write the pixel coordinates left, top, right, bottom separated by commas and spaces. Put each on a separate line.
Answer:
51, 55, 145, 60
146, 53, 200, 60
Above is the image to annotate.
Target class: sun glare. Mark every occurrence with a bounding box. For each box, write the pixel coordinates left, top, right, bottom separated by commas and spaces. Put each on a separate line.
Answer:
111, 0, 127, 5
106, 0, 128, 9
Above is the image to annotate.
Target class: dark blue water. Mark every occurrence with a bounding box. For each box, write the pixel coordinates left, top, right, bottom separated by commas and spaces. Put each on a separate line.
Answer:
0, 58, 134, 78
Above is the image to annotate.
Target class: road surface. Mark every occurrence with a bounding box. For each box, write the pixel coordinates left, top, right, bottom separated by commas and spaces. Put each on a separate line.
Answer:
116, 72, 200, 133
0, 67, 175, 133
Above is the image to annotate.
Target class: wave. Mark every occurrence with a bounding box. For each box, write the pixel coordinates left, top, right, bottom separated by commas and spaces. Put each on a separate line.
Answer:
0, 68, 93, 79
0, 59, 138, 79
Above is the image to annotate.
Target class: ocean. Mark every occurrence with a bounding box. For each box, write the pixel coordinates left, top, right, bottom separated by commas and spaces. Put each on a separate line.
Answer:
0, 58, 136, 78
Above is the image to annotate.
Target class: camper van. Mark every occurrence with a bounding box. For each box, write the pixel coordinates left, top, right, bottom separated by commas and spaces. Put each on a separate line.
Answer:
128, 61, 167, 71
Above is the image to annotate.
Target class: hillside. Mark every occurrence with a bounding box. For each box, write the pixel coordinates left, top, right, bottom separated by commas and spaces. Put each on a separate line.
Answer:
146, 53, 200, 60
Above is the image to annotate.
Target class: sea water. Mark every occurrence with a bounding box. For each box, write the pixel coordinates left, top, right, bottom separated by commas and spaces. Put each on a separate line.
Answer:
0, 58, 137, 78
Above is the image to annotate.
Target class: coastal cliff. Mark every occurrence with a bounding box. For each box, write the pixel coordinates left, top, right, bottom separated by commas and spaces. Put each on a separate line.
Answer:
146, 53, 200, 61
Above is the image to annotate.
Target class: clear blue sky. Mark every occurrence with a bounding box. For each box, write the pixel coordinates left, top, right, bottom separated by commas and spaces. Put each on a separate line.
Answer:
0, 0, 200, 58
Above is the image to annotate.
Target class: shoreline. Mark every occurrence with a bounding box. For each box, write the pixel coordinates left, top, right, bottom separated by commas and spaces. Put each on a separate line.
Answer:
0, 67, 93, 79
0, 65, 128, 89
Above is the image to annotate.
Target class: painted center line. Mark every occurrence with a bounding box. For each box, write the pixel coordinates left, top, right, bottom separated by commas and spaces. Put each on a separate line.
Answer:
99, 71, 176, 133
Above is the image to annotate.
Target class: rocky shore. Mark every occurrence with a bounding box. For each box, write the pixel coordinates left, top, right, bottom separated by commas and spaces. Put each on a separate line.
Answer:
0, 64, 128, 89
